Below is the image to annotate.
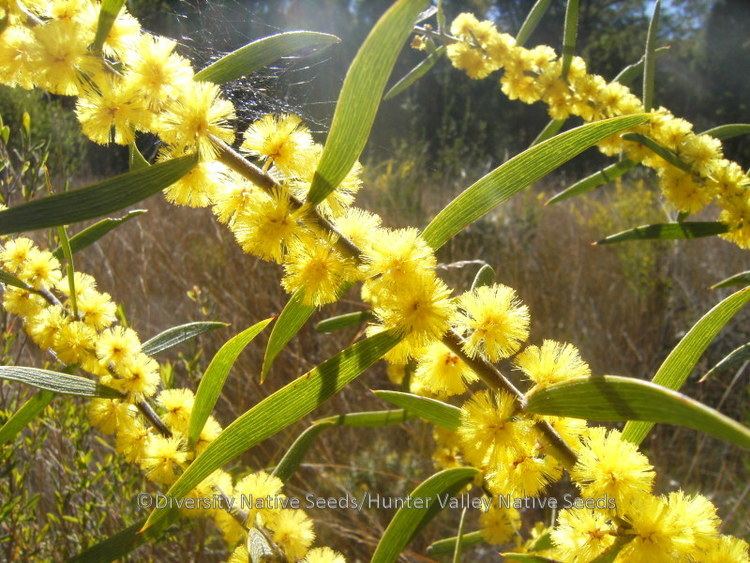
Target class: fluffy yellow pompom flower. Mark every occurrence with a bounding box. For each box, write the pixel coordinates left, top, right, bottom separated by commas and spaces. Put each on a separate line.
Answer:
702, 535, 750, 563
226, 545, 249, 563
514, 340, 591, 391
231, 188, 303, 263
570, 427, 654, 507
194, 415, 222, 456
241, 113, 314, 177
2, 288, 46, 318
487, 446, 561, 498
54, 320, 97, 364
659, 167, 713, 214
182, 469, 232, 519
87, 399, 133, 435
549, 508, 615, 562
123, 34, 194, 111
267, 509, 315, 560
281, 234, 355, 306
665, 490, 720, 554
618, 494, 689, 562
212, 180, 262, 224
333, 207, 382, 251
234, 470, 285, 525
0, 25, 36, 89
19, 248, 62, 290
304, 546, 346, 563
411, 342, 478, 398
156, 388, 195, 434
96, 326, 142, 368
455, 284, 530, 362
457, 390, 532, 468
114, 414, 151, 463
77, 288, 117, 331
363, 227, 436, 288
140, 435, 188, 485
159, 146, 230, 208
112, 354, 160, 400
157, 81, 235, 158
76, 76, 150, 145
373, 273, 454, 346
0, 237, 36, 273
479, 503, 521, 545
26, 305, 68, 350
30, 19, 94, 96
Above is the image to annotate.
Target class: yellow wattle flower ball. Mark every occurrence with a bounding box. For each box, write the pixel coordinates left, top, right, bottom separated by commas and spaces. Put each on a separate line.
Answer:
266, 509, 316, 560
514, 340, 591, 391
479, 502, 521, 545
549, 508, 615, 562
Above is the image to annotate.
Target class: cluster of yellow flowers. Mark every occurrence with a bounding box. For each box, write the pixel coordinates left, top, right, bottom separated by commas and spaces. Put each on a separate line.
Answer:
445, 12, 750, 248
0, 233, 340, 562
0, 1, 747, 561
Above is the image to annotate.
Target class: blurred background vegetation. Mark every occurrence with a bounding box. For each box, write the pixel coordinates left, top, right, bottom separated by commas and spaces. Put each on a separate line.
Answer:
1, 0, 748, 560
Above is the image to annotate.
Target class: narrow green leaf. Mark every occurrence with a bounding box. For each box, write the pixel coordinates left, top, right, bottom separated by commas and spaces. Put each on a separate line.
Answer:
57, 226, 78, 318
314, 311, 372, 333
589, 536, 633, 563
613, 46, 669, 86
471, 264, 495, 290
371, 467, 480, 562
373, 390, 461, 430
261, 289, 315, 382
142, 330, 401, 531
595, 221, 729, 244
700, 343, 750, 383
502, 554, 561, 563
642, 0, 661, 111
546, 159, 635, 205
0, 366, 121, 398
0, 267, 35, 291
436, 0, 446, 34
306, 0, 428, 205
384, 46, 445, 100
711, 270, 750, 290
0, 154, 197, 235
195, 31, 340, 84
515, 0, 552, 46
128, 143, 150, 170
623, 286, 750, 443
621, 132, 692, 173
187, 318, 273, 444
69, 510, 179, 563
0, 390, 54, 445
561, 0, 580, 79
141, 321, 228, 356
91, 0, 125, 53
51, 210, 147, 260
426, 530, 484, 556
531, 118, 566, 147
422, 114, 648, 249
701, 123, 750, 141
526, 375, 750, 449
272, 409, 409, 482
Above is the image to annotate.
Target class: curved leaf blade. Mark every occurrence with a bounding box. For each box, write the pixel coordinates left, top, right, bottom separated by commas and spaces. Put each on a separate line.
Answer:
515, 0, 552, 46
142, 330, 401, 531
187, 318, 273, 444
384, 46, 445, 100
426, 530, 484, 556
621, 132, 691, 172
51, 210, 147, 260
711, 270, 750, 290
272, 409, 409, 482
701, 123, 750, 141
623, 286, 750, 444
141, 321, 228, 356
0, 267, 35, 291
531, 118, 566, 147
699, 343, 750, 383
128, 143, 150, 170
595, 221, 729, 244
0, 390, 54, 445
261, 289, 315, 382
371, 467, 480, 563
547, 159, 635, 205
306, 0, 428, 205
421, 114, 648, 249
373, 390, 461, 430
195, 31, 340, 84
561, 0, 580, 79
0, 366, 121, 398
526, 375, 750, 449
314, 311, 372, 333
0, 154, 197, 235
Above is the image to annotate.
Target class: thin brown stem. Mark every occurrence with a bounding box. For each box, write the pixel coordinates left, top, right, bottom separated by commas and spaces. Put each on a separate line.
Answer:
137, 400, 172, 438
